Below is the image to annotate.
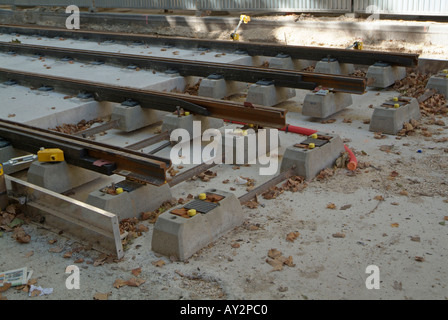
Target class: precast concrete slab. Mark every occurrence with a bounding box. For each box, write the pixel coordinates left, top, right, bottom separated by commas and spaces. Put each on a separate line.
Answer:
369, 96, 421, 135
426, 70, 448, 97
246, 81, 296, 107
85, 179, 174, 220
151, 189, 245, 261
280, 132, 345, 180
27, 161, 101, 194
366, 63, 407, 88
302, 90, 353, 118
0, 83, 113, 129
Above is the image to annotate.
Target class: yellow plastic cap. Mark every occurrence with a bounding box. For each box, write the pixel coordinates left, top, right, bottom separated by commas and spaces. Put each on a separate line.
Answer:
188, 209, 197, 217
309, 143, 316, 149
198, 193, 207, 200
310, 133, 318, 139
116, 187, 124, 194
394, 103, 400, 108
393, 97, 399, 101
184, 111, 190, 116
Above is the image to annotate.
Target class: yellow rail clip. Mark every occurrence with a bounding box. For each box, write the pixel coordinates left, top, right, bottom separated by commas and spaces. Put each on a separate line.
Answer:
37, 148, 65, 162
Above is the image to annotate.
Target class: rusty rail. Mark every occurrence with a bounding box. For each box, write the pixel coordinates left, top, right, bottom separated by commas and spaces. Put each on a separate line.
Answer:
0, 41, 367, 94
0, 24, 419, 67
0, 118, 171, 185
0, 68, 287, 128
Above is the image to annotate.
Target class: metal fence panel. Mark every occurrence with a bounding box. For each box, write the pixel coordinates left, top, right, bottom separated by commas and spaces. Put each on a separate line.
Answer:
354, 0, 448, 15
1, 0, 93, 6
197, 0, 352, 12
0, 0, 352, 12
94, 0, 197, 10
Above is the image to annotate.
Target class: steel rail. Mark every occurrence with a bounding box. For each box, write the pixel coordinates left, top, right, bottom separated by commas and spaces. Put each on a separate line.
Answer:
238, 167, 296, 205
0, 41, 366, 94
0, 24, 419, 67
0, 68, 287, 128
0, 118, 171, 186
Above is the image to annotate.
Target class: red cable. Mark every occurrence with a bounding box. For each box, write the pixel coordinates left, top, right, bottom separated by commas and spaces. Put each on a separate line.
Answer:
224, 121, 358, 171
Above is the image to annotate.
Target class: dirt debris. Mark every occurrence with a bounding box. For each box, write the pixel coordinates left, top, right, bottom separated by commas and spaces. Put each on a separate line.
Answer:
51, 118, 104, 134
183, 79, 202, 96
261, 176, 307, 200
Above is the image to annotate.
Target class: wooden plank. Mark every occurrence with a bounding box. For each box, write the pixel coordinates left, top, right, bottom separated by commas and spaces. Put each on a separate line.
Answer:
5, 175, 124, 259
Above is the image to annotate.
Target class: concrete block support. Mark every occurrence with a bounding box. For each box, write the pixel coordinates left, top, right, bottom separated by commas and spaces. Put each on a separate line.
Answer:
152, 189, 246, 261
314, 59, 355, 75
219, 125, 280, 165
111, 102, 166, 133
86, 180, 174, 220
366, 63, 407, 88
198, 76, 247, 99
27, 161, 100, 194
280, 132, 345, 180
246, 81, 296, 107
269, 54, 315, 70
302, 90, 353, 118
161, 113, 224, 140
369, 97, 421, 135
426, 71, 448, 97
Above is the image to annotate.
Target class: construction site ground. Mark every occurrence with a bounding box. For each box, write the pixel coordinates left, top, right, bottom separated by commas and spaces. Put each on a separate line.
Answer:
0, 11, 447, 301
